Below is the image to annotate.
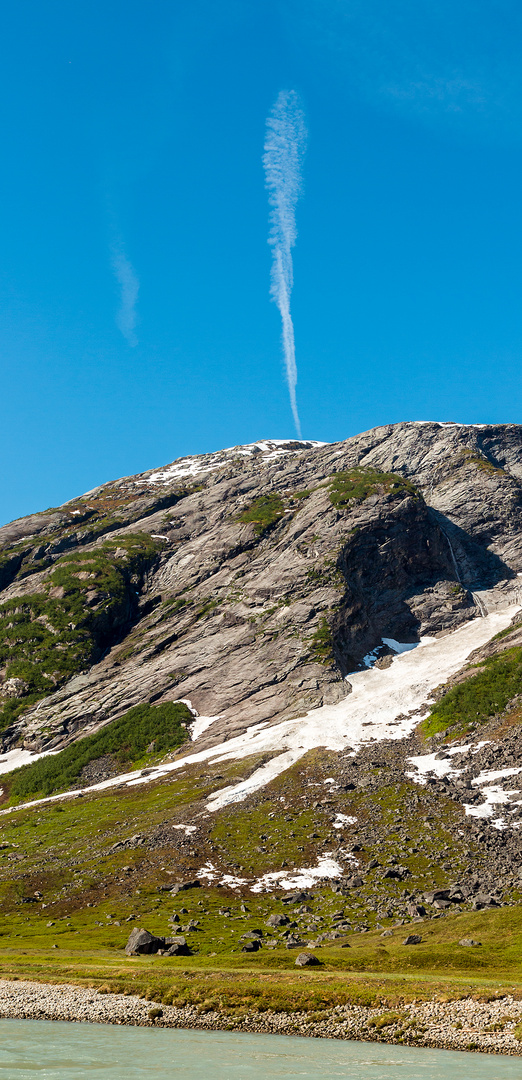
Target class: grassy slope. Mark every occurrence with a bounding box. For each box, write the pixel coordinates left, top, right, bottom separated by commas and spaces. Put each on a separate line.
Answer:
0, 749, 521, 1011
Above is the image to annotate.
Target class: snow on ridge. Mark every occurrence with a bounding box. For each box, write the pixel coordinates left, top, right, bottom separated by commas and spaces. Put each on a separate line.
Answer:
411, 421, 489, 428
143, 439, 328, 486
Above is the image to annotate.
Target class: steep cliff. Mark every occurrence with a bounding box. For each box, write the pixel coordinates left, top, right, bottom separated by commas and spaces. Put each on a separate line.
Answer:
0, 422, 520, 755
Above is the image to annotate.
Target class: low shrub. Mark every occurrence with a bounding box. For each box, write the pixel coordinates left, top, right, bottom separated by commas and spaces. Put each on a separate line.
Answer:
236, 493, 285, 535
422, 647, 522, 737
6, 700, 192, 803
328, 468, 417, 509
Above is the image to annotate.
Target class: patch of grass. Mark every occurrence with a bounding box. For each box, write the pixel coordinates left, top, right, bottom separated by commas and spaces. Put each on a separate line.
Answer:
236, 494, 286, 536
0, 534, 164, 733
493, 623, 519, 642
309, 617, 334, 664
5, 701, 192, 803
421, 647, 522, 738
328, 468, 418, 509
368, 1011, 404, 1029
196, 598, 219, 620
460, 449, 504, 476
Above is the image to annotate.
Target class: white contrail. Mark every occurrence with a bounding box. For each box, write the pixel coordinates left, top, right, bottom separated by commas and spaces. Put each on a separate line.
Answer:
263, 90, 307, 437
111, 243, 139, 347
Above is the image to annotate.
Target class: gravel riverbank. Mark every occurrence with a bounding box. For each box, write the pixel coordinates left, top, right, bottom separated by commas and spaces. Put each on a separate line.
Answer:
0, 979, 521, 1055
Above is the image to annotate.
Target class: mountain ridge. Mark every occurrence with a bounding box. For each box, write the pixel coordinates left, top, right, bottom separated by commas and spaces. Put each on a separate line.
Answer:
1, 421, 522, 759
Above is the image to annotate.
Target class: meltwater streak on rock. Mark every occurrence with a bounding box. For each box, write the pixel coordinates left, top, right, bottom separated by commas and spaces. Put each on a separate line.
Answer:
1, 593, 516, 817
0, 1019, 520, 1078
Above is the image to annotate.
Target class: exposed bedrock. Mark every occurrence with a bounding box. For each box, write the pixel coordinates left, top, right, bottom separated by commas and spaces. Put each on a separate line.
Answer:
1, 422, 521, 752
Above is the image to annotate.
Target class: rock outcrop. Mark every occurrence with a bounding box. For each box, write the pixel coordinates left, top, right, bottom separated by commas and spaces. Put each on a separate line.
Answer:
1, 422, 522, 753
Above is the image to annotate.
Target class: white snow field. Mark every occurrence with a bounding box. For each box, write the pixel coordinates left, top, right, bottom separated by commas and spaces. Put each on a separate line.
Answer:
1, 589, 518, 819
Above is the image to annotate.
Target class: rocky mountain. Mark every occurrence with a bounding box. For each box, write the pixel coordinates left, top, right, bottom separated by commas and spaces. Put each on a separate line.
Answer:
2, 420, 522, 756
2, 421, 522, 925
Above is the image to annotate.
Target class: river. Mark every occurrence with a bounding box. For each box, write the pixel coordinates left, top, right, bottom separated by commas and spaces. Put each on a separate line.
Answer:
0, 1021, 519, 1078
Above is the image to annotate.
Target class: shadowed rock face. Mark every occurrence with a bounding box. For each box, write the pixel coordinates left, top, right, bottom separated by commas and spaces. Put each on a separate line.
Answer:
1, 423, 521, 754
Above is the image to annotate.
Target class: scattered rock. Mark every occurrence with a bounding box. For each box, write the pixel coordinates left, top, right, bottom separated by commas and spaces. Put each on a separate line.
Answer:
125, 928, 164, 956
241, 939, 261, 952
266, 914, 290, 928
295, 952, 321, 966
169, 879, 201, 895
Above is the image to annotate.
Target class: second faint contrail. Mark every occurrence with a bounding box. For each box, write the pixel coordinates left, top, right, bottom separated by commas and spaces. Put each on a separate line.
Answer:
263, 90, 307, 437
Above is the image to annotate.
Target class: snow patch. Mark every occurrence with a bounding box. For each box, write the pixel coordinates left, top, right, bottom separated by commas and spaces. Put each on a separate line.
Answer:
206, 750, 305, 811
197, 862, 249, 889
473, 766, 522, 786
0, 748, 58, 777
250, 854, 344, 893
190, 713, 221, 742
172, 824, 197, 835
333, 813, 357, 829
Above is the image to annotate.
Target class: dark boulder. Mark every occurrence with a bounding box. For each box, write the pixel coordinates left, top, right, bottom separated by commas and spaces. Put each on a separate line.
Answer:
164, 941, 192, 956
295, 952, 321, 966
125, 928, 164, 955
266, 913, 290, 927
169, 879, 201, 895
342, 875, 364, 889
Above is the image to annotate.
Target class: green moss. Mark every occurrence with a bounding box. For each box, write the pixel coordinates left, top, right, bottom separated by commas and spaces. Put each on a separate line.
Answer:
5, 701, 192, 803
196, 598, 219, 619
236, 493, 286, 535
0, 534, 165, 733
328, 468, 418, 508
309, 617, 334, 664
421, 647, 522, 738
460, 449, 504, 476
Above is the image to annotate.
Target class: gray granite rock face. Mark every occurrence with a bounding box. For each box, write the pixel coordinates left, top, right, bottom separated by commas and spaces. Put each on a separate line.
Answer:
2, 423, 522, 752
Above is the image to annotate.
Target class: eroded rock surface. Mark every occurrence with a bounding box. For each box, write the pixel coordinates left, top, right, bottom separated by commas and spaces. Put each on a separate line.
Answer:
2, 423, 522, 753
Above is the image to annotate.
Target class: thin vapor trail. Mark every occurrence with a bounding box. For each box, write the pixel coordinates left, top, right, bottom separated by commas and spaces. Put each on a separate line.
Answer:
263, 90, 307, 437
111, 243, 139, 347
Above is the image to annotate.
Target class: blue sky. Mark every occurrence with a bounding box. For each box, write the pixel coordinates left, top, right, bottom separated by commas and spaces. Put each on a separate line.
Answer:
2, 1, 522, 524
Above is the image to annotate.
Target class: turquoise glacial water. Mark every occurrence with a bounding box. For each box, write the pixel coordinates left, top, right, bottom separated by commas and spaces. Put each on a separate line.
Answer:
0, 1021, 519, 1079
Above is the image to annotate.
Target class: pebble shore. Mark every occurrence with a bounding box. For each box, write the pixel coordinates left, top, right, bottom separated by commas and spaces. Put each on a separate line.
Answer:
0, 979, 521, 1054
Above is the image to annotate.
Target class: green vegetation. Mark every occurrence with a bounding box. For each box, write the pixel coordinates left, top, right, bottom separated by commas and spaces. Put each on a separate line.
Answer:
0, 533, 164, 734
5, 701, 191, 803
236, 493, 286, 535
330, 468, 419, 506
328, 468, 418, 509
328, 468, 419, 509
309, 616, 334, 664
0, 748, 520, 1014
196, 597, 219, 619
421, 646, 522, 738
460, 448, 504, 476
